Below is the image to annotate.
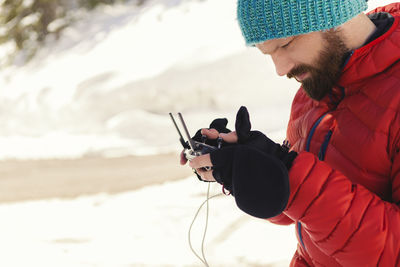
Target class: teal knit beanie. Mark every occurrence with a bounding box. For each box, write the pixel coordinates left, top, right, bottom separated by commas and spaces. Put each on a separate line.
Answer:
237, 0, 368, 46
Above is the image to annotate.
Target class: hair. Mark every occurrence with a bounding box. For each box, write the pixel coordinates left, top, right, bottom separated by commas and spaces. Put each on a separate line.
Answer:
287, 29, 350, 100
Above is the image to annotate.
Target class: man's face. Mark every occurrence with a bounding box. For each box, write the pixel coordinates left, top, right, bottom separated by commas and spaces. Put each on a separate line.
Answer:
256, 30, 349, 100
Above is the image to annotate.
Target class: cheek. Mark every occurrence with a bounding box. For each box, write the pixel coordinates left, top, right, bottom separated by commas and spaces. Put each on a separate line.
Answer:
292, 34, 325, 66
293, 46, 321, 67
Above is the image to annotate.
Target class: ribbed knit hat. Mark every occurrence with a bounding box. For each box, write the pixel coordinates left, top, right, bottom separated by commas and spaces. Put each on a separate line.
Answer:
237, 0, 368, 46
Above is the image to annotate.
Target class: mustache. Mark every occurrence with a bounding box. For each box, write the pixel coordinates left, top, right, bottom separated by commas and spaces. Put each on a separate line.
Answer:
287, 64, 315, 79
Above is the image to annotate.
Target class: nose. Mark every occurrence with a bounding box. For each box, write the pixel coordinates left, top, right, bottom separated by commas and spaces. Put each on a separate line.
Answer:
271, 53, 295, 77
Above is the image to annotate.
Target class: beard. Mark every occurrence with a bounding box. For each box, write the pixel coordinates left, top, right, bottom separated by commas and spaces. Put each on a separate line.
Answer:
287, 30, 350, 101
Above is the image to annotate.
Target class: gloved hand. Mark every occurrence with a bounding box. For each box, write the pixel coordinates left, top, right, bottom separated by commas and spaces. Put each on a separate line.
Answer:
208, 106, 297, 218
234, 106, 297, 169
181, 117, 233, 182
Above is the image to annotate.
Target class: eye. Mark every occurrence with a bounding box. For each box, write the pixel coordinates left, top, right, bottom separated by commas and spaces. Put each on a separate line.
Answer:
281, 40, 292, 48
280, 37, 295, 49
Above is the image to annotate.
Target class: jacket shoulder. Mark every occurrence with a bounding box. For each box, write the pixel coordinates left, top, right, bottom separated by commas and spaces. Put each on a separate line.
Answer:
368, 3, 400, 16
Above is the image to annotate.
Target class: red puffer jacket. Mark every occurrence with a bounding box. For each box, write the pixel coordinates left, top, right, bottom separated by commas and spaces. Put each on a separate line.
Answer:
270, 3, 400, 266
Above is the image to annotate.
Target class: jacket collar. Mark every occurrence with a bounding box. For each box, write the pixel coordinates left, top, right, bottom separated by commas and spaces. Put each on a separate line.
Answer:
338, 7, 400, 89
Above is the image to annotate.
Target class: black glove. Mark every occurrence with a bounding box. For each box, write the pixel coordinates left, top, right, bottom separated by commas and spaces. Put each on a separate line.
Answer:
191, 117, 232, 182
209, 106, 297, 219
235, 106, 297, 169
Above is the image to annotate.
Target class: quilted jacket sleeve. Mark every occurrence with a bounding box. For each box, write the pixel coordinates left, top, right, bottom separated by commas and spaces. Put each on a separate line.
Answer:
268, 213, 294, 225
284, 151, 400, 266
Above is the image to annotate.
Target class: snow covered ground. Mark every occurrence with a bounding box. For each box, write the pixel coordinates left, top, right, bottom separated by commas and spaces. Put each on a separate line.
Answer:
0, 177, 297, 267
0, 0, 395, 266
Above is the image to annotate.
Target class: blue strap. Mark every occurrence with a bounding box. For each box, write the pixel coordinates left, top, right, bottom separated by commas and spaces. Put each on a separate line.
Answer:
297, 222, 306, 251
343, 51, 354, 68
318, 130, 333, 160
305, 113, 328, 152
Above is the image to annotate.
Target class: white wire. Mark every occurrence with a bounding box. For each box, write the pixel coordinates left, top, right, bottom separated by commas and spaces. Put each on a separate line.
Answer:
188, 183, 223, 267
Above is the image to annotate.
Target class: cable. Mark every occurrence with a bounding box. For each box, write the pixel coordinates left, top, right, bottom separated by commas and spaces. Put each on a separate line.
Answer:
188, 183, 223, 266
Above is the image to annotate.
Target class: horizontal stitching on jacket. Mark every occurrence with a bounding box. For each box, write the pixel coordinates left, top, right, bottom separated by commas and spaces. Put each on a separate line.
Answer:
314, 182, 357, 243
331, 195, 374, 257
347, 59, 400, 96
286, 155, 317, 212
346, 94, 390, 135
359, 79, 400, 112
310, 256, 324, 267
340, 104, 391, 175
329, 144, 385, 179
298, 169, 334, 222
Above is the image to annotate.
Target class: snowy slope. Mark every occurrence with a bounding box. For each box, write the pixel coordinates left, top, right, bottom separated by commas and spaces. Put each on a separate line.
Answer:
0, 0, 392, 159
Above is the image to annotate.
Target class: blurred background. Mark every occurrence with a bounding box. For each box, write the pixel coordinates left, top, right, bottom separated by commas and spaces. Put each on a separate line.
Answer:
0, 0, 394, 266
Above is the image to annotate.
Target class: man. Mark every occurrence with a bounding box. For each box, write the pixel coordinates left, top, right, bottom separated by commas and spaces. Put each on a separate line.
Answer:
181, 0, 400, 266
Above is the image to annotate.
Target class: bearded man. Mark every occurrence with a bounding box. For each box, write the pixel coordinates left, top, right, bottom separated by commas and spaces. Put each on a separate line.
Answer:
182, 0, 400, 265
